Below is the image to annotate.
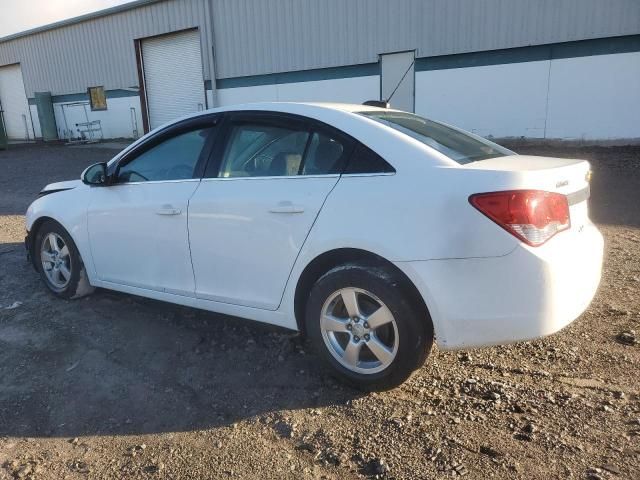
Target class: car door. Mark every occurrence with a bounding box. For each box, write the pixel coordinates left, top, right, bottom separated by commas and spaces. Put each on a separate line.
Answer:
87, 117, 218, 296
188, 112, 353, 310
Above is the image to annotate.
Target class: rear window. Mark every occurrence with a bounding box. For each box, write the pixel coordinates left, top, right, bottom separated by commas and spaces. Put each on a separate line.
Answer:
358, 111, 513, 165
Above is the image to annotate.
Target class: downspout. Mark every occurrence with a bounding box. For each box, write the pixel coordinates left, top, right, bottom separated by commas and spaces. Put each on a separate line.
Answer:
204, 0, 218, 108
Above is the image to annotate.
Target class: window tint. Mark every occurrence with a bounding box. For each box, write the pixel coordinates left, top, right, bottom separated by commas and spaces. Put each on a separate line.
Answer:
118, 128, 212, 182
345, 144, 395, 174
302, 132, 346, 175
358, 111, 513, 165
220, 123, 309, 178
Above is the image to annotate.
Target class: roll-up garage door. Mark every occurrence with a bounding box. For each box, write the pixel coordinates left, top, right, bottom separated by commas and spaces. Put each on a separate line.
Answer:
141, 29, 206, 131
0, 64, 34, 141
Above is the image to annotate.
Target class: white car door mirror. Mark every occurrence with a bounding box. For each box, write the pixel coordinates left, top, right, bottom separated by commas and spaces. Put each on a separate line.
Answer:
81, 162, 108, 186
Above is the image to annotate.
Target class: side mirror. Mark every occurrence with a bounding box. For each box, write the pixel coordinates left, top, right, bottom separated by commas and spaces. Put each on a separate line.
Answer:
81, 162, 108, 186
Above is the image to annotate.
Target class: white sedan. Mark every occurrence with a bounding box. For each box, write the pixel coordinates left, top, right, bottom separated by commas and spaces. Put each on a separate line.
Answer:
25, 102, 603, 390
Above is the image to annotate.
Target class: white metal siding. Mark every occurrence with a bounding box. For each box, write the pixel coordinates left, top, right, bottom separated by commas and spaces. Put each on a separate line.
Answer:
0, 63, 34, 140
414, 51, 640, 140
216, 75, 380, 106
545, 51, 640, 140
142, 29, 206, 129
0, 0, 211, 98
0, 0, 638, 95
211, 0, 640, 79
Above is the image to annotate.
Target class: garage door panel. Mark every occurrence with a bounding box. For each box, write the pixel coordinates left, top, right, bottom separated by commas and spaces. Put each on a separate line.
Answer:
142, 29, 206, 130
0, 64, 34, 140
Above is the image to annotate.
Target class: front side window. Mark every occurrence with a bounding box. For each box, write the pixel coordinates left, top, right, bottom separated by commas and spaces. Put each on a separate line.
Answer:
358, 111, 513, 165
218, 121, 349, 178
117, 127, 212, 183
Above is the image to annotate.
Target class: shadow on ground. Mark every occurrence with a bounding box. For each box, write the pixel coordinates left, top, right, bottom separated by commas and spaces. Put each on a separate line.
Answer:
0, 241, 361, 438
1, 142, 638, 441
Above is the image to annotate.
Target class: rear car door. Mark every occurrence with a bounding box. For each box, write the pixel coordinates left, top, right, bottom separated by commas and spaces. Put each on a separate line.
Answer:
188, 112, 353, 310
87, 117, 218, 296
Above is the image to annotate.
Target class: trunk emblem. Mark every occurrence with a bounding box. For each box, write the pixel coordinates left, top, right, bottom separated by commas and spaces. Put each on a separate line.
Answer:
556, 180, 569, 188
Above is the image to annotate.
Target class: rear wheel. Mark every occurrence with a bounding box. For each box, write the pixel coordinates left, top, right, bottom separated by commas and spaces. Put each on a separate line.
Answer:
35, 220, 94, 299
305, 263, 432, 390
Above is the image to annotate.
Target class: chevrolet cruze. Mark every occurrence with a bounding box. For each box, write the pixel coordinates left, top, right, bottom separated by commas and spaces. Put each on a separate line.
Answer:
25, 102, 603, 390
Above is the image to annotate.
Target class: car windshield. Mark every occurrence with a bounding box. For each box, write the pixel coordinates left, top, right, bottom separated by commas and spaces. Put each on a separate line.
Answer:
358, 111, 514, 164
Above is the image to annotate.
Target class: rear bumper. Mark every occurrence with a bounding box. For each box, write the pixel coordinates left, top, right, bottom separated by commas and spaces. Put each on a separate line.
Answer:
395, 223, 604, 350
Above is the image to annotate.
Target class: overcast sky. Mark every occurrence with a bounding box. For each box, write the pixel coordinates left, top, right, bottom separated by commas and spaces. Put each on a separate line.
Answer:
0, 0, 134, 38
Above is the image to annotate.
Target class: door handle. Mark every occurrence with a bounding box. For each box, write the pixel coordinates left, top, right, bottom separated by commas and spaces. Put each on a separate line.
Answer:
269, 201, 304, 214
156, 205, 182, 215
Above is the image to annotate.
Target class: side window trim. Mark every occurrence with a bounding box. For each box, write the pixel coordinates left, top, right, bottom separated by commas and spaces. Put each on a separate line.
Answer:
340, 172, 396, 177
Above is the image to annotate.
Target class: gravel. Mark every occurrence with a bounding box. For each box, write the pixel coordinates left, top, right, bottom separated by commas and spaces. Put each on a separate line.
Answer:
0, 142, 639, 479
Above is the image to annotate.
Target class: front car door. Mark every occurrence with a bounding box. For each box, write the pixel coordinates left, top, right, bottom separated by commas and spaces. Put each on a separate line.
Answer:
188, 112, 354, 310
87, 117, 218, 296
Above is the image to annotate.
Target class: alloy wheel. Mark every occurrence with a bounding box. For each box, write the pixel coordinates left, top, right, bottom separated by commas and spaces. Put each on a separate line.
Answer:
40, 232, 72, 290
320, 287, 399, 374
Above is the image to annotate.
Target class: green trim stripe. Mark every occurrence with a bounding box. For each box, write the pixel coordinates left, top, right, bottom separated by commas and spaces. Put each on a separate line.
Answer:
416, 34, 640, 71
217, 34, 640, 89
28, 88, 139, 105
216, 62, 380, 89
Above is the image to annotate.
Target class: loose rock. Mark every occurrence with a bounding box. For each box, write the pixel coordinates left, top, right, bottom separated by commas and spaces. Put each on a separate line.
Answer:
616, 330, 637, 346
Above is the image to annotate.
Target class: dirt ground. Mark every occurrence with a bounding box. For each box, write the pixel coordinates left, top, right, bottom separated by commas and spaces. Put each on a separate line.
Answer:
0, 141, 638, 480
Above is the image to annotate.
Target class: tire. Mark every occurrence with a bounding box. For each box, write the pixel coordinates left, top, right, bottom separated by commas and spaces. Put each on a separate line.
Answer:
35, 220, 95, 299
305, 262, 433, 391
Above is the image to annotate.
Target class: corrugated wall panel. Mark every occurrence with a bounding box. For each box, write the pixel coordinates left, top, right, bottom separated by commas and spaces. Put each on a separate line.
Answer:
0, 0, 211, 97
1, 0, 639, 94
211, 0, 640, 79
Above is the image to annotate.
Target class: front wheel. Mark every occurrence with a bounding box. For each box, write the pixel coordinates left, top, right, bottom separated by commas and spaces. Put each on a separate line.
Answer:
35, 220, 94, 299
305, 263, 433, 391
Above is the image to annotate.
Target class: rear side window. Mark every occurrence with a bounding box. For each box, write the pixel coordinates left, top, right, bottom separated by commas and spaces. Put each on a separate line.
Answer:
302, 132, 347, 175
217, 119, 350, 177
219, 124, 309, 177
344, 144, 395, 174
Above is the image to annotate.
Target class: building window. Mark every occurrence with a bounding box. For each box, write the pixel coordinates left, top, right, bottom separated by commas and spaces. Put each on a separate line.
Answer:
88, 86, 107, 111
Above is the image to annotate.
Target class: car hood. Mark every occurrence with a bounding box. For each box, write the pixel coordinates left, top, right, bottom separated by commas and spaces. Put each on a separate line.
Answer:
40, 179, 83, 194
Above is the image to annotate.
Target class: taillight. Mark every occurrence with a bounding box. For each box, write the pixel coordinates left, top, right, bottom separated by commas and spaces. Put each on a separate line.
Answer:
469, 190, 570, 246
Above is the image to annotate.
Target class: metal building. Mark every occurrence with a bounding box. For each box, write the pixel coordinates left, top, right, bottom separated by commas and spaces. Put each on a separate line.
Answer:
0, 0, 638, 142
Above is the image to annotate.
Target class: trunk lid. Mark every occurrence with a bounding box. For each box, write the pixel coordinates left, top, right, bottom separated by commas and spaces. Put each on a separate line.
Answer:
465, 154, 592, 233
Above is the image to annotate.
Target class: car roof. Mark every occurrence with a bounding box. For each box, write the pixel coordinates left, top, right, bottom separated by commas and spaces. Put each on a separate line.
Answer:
207, 101, 394, 115
110, 102, 456, 170
188, 101, 408, 122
